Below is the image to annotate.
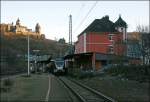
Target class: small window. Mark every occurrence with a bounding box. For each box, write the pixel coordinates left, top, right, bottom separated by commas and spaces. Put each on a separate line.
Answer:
108, 34, 113, 41
108, 45, 114, 54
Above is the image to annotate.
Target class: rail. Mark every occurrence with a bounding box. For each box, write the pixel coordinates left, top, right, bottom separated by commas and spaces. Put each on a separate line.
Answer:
59, 76, 117, 102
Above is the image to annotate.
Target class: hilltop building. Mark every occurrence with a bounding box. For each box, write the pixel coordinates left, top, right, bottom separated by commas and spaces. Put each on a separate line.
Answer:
0, 18, 45, 39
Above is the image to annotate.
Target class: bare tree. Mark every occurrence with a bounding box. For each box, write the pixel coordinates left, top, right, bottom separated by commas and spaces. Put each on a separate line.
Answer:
136, 25, 150, 65
136, 25, 150, 33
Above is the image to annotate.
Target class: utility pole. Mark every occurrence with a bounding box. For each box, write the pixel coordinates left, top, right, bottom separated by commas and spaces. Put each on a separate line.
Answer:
69, 14, 72, 45
27, 34, 30, 76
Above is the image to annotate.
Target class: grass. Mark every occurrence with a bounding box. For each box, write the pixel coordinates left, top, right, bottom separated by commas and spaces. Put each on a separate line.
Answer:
75, 74, 149, 102
0, 73, 49, 101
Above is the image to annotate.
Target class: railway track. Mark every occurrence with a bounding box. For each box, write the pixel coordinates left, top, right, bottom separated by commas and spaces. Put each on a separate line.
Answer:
59, 76, 117, 102
49, 74, 82, 102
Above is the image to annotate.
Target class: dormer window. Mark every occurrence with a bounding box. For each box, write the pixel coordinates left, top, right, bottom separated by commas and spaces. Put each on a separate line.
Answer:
120, 27, 124, 32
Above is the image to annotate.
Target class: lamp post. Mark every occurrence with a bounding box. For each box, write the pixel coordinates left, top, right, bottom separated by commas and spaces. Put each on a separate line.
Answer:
27, 34, 30, 76
33, 49, 40, 73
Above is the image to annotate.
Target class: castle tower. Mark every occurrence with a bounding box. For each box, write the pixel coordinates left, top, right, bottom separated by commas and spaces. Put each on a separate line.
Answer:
15, 18, 21, 33
115, 14, 127, 41
35, 23, 41, 34
16, 18, 21, 26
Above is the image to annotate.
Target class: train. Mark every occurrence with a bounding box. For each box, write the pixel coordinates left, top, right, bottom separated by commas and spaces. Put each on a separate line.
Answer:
29, 57, 67, 75
48, 58, 67, 75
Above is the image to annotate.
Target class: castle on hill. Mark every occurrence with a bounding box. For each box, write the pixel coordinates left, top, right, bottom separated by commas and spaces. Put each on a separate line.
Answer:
0, 18, 45, 39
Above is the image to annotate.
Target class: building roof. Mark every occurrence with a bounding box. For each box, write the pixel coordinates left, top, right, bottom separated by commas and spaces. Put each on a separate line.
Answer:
127, 32, 140, 40
115, 15, 127, 28
26, 55, 51, 63
64, 52, 93, 59
80, 15, 117, 35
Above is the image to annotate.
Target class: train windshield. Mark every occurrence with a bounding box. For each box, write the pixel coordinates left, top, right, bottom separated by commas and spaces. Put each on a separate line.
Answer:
55, 61, 64, 67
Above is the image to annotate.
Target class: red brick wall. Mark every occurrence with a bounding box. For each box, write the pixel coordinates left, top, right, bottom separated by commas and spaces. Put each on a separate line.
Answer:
75, 32, 124, 55
75, 34, 84, 53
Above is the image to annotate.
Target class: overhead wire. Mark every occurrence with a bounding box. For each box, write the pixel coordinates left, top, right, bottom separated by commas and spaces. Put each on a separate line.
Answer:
74, 2, 86, 26
70, 2, 86, 43
73, 1, 98, 34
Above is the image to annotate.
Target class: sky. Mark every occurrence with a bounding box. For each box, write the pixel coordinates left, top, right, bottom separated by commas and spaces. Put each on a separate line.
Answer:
1, 1, 149, 42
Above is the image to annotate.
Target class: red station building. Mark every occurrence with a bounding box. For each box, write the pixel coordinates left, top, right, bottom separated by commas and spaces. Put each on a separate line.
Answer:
65, 15, 127, 71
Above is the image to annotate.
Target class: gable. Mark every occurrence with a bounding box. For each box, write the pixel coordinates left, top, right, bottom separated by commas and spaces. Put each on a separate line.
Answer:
80, 16, 117, 35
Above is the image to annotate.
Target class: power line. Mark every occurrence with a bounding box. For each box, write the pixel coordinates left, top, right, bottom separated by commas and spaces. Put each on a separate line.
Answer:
73, 1, 98, 34
74, 2, 86, 26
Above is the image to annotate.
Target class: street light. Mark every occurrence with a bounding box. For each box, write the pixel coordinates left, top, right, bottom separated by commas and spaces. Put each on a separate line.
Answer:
27, 33, 30, 76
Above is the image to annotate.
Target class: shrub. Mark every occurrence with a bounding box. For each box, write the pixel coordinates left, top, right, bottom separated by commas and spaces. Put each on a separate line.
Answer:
3, 78, 14, 87
104, 65, 150, 82
1, 78, 14, 92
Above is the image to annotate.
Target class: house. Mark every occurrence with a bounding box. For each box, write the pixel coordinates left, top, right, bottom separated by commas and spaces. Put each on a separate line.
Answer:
127, 32, 150, 65
65, 15, 128, 71
127, 32, 141, 60
139, 32, 150, 65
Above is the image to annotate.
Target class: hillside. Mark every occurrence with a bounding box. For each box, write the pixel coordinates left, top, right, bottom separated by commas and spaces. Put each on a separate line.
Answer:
0, 34, 70, 75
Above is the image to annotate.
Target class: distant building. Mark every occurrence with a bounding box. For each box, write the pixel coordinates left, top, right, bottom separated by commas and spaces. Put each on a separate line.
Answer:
126, 32, 150, 65
139, 32, 150, 65
127, 32, 140, 40
127, 32, 141, 59
0, 18, 45, 39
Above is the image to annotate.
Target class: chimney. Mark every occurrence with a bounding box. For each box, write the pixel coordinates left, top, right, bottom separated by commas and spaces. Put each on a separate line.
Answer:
105, 15, 109, 20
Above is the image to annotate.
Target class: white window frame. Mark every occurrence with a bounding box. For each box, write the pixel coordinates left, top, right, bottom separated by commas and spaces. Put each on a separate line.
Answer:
108, 34, 114, 41
108, 45, 114, 54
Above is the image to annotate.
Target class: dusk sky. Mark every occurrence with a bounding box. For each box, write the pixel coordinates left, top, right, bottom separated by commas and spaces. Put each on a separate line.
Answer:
1, 1, 149, 42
